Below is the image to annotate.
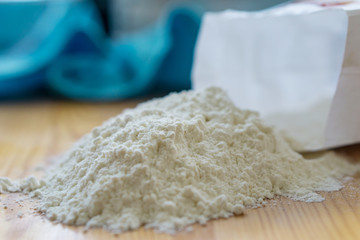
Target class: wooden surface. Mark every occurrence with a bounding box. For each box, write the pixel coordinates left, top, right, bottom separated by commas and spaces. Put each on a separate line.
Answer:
0, 100, 360, 240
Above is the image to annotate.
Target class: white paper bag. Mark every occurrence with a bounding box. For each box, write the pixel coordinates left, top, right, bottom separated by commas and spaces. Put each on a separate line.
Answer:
192, 2, 360, 151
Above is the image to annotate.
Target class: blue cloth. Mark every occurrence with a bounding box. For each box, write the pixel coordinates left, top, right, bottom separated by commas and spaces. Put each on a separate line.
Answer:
0, 0, 200, 100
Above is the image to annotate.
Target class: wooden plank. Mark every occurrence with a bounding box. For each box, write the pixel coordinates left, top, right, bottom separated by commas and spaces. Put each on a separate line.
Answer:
0, 101, 359, 240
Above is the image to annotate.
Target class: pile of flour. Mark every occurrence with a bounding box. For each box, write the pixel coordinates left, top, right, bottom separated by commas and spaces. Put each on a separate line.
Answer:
0, 87, 359, 233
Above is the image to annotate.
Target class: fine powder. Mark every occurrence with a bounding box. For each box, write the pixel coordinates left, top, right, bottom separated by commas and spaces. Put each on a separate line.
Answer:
0, 87, 359, 233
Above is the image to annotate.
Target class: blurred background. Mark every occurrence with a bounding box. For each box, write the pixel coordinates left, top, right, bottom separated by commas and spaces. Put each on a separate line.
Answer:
0, 0, 289, 101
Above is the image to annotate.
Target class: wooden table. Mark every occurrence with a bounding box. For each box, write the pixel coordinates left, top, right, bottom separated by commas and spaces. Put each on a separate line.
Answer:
0, 100, 359, 240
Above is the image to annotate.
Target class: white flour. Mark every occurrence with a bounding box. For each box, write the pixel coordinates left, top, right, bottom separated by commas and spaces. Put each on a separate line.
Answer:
0, 87, 359, 233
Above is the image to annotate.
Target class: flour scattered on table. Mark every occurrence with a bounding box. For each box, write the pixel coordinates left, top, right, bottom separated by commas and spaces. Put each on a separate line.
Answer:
17, 211, 24, 218
0, 87, 359, 233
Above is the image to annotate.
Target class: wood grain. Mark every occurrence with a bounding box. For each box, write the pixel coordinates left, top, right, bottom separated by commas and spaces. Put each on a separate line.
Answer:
0, 100, 359, 240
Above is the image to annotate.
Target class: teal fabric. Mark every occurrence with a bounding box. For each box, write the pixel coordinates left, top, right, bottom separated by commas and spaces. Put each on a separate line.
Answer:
0, 0, 200, 99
